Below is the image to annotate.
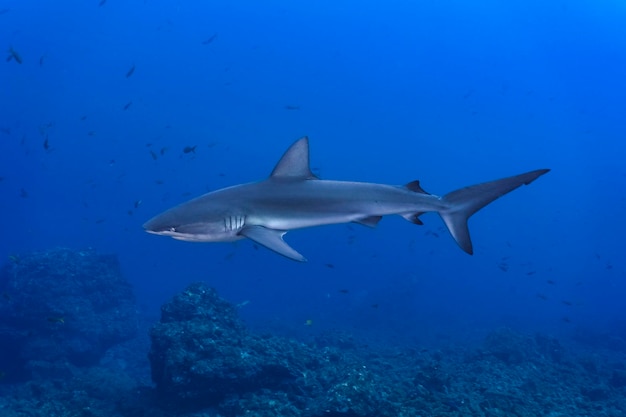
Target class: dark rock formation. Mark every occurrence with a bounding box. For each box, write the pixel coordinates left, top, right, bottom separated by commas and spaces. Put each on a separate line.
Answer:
0, 248, 138, 380
149, 283, 308, 409
149, 282, 394, 416
148, 284, 626, 417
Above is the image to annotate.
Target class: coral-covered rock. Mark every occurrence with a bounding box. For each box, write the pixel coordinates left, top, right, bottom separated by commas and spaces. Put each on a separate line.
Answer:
0, 248, 138, 380
149, 283, 305, 409
150, 286, 626, 417
149, 283, 397, 416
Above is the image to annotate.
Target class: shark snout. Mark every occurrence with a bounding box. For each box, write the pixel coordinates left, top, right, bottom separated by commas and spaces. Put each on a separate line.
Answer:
143, 216, 164, 233
142, 219, 154, 231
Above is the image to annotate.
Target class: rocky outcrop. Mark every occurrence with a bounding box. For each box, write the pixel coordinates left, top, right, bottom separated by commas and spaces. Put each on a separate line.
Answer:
0, 248, 138, 380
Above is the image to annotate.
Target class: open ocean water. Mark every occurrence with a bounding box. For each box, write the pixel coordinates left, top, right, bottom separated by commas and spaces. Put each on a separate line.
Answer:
1, 1, 625, 416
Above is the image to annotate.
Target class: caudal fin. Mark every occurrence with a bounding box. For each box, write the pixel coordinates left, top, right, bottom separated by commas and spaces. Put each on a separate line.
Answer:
439, 169, 549, 254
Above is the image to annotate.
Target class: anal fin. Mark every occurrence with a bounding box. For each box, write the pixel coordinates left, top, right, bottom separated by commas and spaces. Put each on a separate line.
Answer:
353, 215, 383, 228
401, 212, 424, 225
239, 225, 306, 262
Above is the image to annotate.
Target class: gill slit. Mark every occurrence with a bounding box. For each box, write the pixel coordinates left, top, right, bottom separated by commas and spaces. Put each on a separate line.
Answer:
224, 215, 246, 232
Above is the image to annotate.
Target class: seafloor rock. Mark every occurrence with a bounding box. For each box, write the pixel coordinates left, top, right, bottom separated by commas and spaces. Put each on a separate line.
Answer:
149, 283, 397, 416
0, 248, 138, 380
149, 283, 311, 409
149, 284, 626, 417
482, 328, 566, 365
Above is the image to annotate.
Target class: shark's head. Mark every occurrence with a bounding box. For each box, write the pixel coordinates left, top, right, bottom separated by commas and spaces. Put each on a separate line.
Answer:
143, 199, 246, 243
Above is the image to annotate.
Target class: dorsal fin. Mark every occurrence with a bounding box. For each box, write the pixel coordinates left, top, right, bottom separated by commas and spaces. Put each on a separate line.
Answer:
270, 137, 317, 179
405, 180, 429, 194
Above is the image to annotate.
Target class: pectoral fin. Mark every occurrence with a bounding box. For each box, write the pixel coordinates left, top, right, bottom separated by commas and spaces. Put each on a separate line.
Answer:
239, 225, 307, 262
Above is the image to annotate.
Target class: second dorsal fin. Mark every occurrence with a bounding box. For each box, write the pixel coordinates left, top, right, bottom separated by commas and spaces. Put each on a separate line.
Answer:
405, 180, 430, 194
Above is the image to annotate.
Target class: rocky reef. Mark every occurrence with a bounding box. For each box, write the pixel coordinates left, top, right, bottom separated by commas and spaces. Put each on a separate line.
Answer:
0, 248, 138, 381
147, 282, 626, 417
149, 281, 428, 416
1, 254, 625, 416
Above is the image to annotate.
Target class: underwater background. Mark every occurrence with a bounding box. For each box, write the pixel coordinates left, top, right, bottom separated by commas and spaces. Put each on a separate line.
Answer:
1, 1, 626, 416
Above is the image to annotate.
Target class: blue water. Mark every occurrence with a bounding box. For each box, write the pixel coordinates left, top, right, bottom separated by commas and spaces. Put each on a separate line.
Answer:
1, 0, 625, 346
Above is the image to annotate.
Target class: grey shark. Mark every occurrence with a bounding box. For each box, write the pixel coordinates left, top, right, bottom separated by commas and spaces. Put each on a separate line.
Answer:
144, 137, 549, 261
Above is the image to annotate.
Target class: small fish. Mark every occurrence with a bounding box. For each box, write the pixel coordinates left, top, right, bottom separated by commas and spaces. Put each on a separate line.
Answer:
160, 147, 168, 155
95, 218, 106, 224
284, 105, 300, 110
87, 131, 97, 136
463, 89, 475, 99
98, 0, 107, 6
562, 300, 573, 306
536, 293, 548, 300
325, 263, 335, 269
47, 317, 65, 324
123, 101, 132, 110
498, 262, 508, 272
183, 145, 197, 154
150, 150, 158, 160
371, 303, 379, 309
80, 115, 88, 121
20, 188, 28, 198
201, 33, 218, 45
134, 200, 142, 208
8, 254, 20, 264
43, 135, 50, 151
1, 292, 10, 300
39, 55, 45, 67
126, 64, 136, 78
236, 300, 250, 308
7, 47, 22, 64
304, 319, 313, 326
546, 279, 556, 285
155, 179, 164, 185
338, 289, 349, 294
526, 271, 536, 276
561, 316, 571, 323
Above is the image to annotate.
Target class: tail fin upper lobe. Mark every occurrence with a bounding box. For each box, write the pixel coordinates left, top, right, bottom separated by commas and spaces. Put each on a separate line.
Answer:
439, 169, 549, 254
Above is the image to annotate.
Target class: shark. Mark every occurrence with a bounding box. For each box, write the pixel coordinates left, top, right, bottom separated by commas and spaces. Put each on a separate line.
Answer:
144, 137, 549, 261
